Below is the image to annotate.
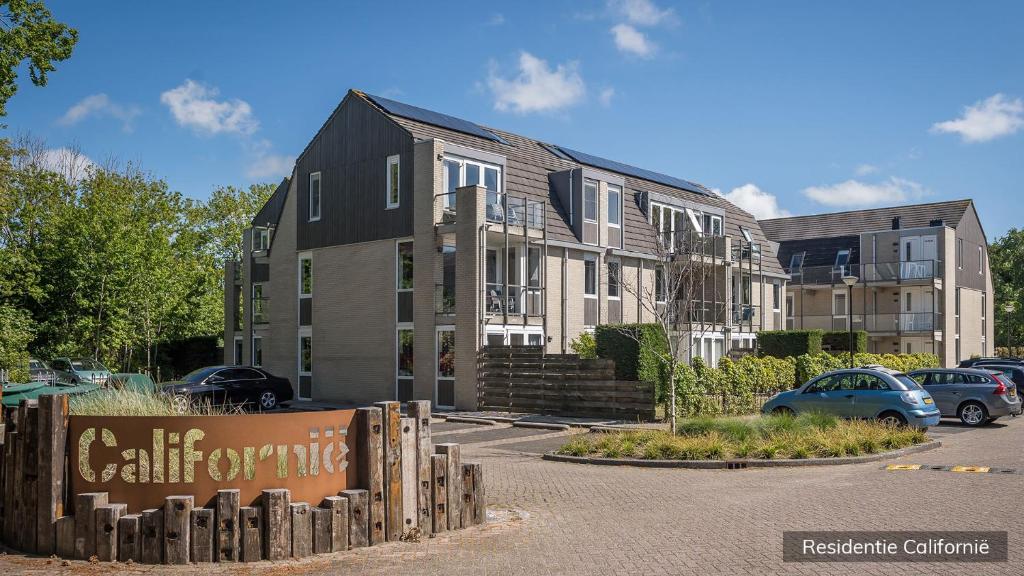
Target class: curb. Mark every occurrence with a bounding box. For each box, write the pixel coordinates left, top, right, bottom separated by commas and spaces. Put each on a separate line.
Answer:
444, 416, 498, 426
589, 425, 664, 433
512, 421, 571, 431
542, 440, 942, 469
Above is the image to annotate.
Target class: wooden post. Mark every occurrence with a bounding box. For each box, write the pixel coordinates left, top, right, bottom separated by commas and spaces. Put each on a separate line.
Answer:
435, 443, 462, 529
163, 495, 193, 565
190, 507, 214, 563
140, 508, 164, 564
239, 506, 262, 562
460, 463, 474, 529
290, 502, 312, 558
74, 492, 108, 559
430, 454, 448, 533
408, 400, 433, 536
216, 488, 240, 561
356, 406, 384, 545
312, 507, 331, 554
1, 410, 17, 545
36, 394, 67, 556
374, 401, 403, 542
469, 462, 485, 525
95, 503, 126, 561
339, 489, 368, 548
323, 495, 349, 552
400, 417, 417, 536
55, 515, 75, 559
19, 400, 39, 552
117, 514, 141, 563
262, 488, 291, 560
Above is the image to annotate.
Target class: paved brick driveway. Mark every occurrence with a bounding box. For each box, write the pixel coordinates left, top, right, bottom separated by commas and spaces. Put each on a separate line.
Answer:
2, 417, 1020, 575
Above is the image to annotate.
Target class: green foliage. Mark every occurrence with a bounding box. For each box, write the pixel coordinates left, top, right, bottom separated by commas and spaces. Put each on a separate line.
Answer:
989, 228, 1024, 349
757, 329, 823, 358
0, 136, 275, 376
0, 0, 78, 117
996, 346, 1024, 358
821, 330, 868, 353
594, 323, 670, 401
557, 414, 927, 461
0, 303, 34, 381
569, 331, 597, 359
795, 352, 940, 384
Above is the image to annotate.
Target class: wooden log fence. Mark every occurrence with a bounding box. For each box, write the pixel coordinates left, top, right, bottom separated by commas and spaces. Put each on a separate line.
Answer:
0, 397, 484, 564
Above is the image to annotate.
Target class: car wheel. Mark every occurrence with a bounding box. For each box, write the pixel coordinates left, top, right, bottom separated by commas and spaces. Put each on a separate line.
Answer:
172, 395, 190, 415
877, 411, 907, 427
958, 401, 988, 426
258, 390, 278, 411
771, 406, 794, 416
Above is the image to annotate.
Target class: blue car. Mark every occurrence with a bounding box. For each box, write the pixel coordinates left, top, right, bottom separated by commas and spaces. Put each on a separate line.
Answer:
761, 366, 940, 429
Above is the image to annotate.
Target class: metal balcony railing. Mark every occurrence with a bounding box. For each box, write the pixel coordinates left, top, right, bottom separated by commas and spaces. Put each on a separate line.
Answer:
731, 303, 761, 325
787, 313, 943, 333
484, 283, 544, 316
787, 260, 939, 286
657, 231, 728, 259
486, 194, 546, 229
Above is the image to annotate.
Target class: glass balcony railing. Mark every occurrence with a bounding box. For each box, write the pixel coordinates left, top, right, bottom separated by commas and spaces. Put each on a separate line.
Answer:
484, 283, 544, 316
787, 313, 943, 333
252, 297, 269, 325
486, 194, 546, 229
788, 260, 939, 286
657, 231, 728, 259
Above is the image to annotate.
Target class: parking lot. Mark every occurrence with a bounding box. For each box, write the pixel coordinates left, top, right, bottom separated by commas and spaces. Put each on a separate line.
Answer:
1, 415, 1019, 575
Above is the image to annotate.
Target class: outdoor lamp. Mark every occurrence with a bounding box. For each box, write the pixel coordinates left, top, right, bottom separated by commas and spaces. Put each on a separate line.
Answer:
842, 274, 858, 368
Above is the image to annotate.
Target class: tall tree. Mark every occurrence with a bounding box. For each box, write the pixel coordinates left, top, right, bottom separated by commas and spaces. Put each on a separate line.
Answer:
989, 228, 1024, 349
0, 0, 78, 117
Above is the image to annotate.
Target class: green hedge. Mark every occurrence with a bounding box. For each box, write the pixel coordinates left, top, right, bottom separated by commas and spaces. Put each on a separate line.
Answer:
821, 330, 868, 353
594, 324, 670, 402
757, 330, 823, 358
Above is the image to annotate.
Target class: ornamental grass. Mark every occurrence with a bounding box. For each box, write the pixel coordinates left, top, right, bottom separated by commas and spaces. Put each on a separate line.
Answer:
69, 386, 243, 417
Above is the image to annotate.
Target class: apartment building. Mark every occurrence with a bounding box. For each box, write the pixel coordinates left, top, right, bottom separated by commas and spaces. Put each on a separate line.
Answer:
223, 90, 788, 409
760, 200, 993, 367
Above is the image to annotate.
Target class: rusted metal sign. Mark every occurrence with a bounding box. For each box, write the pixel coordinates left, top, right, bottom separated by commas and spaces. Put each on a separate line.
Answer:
69, 410, 358, 512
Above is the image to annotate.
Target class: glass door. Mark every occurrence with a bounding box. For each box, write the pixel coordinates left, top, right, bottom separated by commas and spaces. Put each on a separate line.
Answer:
436, 327, 456, 408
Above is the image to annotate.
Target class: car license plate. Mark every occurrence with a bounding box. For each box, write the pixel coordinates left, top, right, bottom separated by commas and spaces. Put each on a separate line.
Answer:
923, 397, 934, 405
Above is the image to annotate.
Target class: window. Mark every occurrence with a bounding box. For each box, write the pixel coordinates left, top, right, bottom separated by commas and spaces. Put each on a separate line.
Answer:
978, 246, 983, 274
607, 185, 621, 227
308, 172, 321, 221
905, 292, 912, 313
835, 249, 851, 269
702, 213, 723, 236
299, 256, 312, 296
740, 227, 753, 243
685, 208, 703, 237
397, 241, 414, 291
584, 256, 597, 296
397, 328, 413, 401
251, 336, 262, 367
789, 252, 805, 272
443, 159, 460, 209
253, 227, 269, 251
299, 335, 312, 373
252, 283, 267, 324
608, 260, 620, 299
386, 155, 400, 209
442, 156, 502, 213
957, 238, 963, 269
833, 291, 847, 315
772, 281, 781, 311
655, 265, 666, 303
583, 181, 598, 222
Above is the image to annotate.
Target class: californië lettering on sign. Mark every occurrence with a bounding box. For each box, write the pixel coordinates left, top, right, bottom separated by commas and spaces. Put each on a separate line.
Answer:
78, 425, 350, 484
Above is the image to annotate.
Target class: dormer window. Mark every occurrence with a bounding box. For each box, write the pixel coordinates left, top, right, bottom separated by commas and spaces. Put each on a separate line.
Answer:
253, 227, 269, 252
789, 251, 805, 272
835, 249, 851, 274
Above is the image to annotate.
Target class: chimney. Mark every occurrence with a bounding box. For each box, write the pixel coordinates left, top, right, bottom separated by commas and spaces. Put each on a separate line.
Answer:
891, 216, 901, 230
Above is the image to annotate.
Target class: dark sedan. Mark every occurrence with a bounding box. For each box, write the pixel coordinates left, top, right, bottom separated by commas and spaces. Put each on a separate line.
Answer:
162, 366, 293, 412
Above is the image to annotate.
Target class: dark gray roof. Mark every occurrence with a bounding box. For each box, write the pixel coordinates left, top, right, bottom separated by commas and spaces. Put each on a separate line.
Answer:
760, 200, 974, 243
251, 177, 290, 229
353, 91, 785, 276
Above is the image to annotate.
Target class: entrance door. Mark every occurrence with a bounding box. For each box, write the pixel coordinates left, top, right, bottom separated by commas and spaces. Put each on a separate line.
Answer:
436, 327, 456, 408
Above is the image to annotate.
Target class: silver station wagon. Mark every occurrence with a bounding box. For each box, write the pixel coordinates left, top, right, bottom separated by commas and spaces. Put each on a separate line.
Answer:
909, 368, 1021, 426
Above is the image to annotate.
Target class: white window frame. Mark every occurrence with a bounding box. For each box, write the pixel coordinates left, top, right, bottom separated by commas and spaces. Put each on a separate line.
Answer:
298, 253, 312, 298
251, 335, 262, 367
978, 245, 983, 275
740, 227, 753, 243
386, 154, 400, 209
297, 327, 312, 400
253, 227, 269, 252
772, 281, 781, 312
308, 172, 321, 222
607, 258, 621, 301
583, 180, 598, 224
607, 185, 622, 229
957, 238, 963, 269
832, 289, 848, 316
583, 254, 598, 297
685, 208, 703, 237
442, 155, 502, 212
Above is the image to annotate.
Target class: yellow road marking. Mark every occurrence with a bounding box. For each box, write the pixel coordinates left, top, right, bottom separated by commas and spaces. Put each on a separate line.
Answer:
950, 466, 990, 473
885, 464, 922, 471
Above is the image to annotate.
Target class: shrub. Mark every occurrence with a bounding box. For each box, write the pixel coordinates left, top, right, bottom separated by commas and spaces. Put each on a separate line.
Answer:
822, 330, 868, 353
758, 330, 823, 358
569, 332, 597, 359
595, 323, 670, 401
0, 304, 35, 383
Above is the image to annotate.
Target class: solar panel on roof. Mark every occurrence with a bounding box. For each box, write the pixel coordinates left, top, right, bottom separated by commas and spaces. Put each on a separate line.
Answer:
539, 142, 572, 160
363, 93, 510, 145
554, 145, 709, 196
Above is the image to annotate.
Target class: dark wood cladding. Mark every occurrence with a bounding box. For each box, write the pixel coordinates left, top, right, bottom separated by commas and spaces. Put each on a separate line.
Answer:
954, 204, 988, 291
296, 95, 414, 251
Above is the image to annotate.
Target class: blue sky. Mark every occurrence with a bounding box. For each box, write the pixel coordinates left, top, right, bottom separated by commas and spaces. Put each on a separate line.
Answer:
10, 1, 1024, 237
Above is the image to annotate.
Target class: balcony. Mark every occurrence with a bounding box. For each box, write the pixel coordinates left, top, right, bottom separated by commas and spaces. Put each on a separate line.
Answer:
657, 230, 728, 259
788, 260, 939, 287
787, 313, 943, 334
252, 297, 269, 325
442, 191, 546, 230
731, 303, 762, 327
484, 283, 544, 316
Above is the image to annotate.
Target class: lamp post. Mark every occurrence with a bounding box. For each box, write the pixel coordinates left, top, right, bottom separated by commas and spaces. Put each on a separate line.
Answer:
1004, 302, 1016, 355
842, 274, 859, 368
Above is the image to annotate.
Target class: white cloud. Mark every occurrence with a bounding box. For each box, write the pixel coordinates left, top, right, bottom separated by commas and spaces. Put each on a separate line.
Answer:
802, 177, 928, 208
487, 13, 505, 26
487, 52, 586, 114
36, 147, 96, 185
613, 0, 675, 26
58, 93, 141, 132
718, 184, 792, 220
931, 93, 1024, 143
854, 163, 878, 176
599, 87, 616, 107
611, 24, 655, 57
160, 79, 258, 136
244, 139, 294, 180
